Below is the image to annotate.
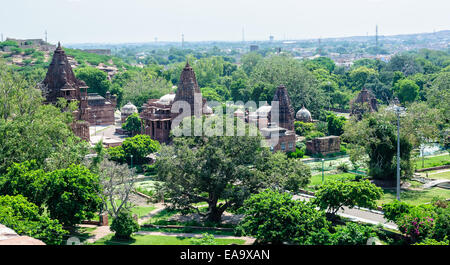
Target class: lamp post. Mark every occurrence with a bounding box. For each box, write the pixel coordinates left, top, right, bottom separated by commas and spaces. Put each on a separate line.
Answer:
388, 98, 406, 201
93, 114, 97, 135
322, 158, 325, 183
130, 154, 133, 168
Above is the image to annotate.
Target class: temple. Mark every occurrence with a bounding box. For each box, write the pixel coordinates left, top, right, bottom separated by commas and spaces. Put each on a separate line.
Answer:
140, 62, 211, 143
350, 88, 378, 118
248, 85, 296, 153
41, 43, 90, 141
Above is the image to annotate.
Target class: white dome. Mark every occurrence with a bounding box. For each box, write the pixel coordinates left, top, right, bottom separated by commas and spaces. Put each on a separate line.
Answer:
121, 102, 138, 115
203, 105, 213, 114
296, 106, 312, 122
157, 93, 175, 105
256, 105, 272, 115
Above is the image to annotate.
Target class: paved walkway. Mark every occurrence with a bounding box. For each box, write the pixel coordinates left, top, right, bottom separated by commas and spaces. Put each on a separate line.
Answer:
135, 231, 255, 245
293, 194, 397, 230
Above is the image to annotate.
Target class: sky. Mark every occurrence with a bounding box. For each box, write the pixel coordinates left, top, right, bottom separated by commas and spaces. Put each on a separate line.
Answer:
1, 0, 449, 44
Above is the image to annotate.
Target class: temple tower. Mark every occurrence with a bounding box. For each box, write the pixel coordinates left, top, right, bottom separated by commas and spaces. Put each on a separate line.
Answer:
272, 85, 295, 131
41, 43, 90, 140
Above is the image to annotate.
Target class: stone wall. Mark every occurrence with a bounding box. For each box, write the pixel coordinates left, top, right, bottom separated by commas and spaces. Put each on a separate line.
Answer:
306, 136, 341, 155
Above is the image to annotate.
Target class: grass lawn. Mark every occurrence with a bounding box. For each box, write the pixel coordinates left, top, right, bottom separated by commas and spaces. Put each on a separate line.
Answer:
378, 186, 450, 206
140, 226, 236, 236
92, 234, 245, 245
423, 170, 450, 180
308, 172, 357, 188
415, 154, 450, 170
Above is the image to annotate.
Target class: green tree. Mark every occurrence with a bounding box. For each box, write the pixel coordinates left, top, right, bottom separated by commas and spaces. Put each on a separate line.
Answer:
326, 112, 346, 136
330, 223, 377, 245
313, 179, 383, 215
237, 189, 330, 244
110, 209, 140, 240
0, 195, 67, 245
74, 66, 111, 97
395, 79, 419, 103
108, 134, 160, 165
44, 164, 102, 227
122, 112, 142, 136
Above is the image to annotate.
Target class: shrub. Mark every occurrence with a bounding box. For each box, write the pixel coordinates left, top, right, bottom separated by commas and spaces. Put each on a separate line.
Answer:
110, 210, 140, 240
330, 223, 377, 245
396, 207, 436, 243
382, 200, 413, 222
413, 237, 449, 245
237, 189, 330, 244
190, 233, 217, 245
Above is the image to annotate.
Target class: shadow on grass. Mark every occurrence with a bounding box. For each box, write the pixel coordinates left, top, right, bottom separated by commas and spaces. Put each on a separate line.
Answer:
101, 236, 137, 245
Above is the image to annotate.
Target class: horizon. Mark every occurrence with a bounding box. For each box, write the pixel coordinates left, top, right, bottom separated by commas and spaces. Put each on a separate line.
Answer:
1, 0, 449, 44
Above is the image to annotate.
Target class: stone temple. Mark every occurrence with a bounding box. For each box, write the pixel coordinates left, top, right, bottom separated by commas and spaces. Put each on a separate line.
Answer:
248, 85, 296, 153
350, 88, 378, 118
41, 42, 90, 141
140, 62, 212, 143
40, 43, 117, 140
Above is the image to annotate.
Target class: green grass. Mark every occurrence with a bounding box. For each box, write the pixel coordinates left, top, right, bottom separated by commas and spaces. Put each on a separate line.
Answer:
140, 226, 236, 236
92, 234, 245, 245
308, 172, 357, 188
415, 154, 450, 169
378, 187, 450, 206
423, 170, 450, 180
131, 205, 156, 218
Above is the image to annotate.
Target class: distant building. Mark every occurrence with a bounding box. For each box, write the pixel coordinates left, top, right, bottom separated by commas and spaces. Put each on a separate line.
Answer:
5, 37, 55, 51
250, 44, 259, 52
306, 136, 341, 156
140, 62, 211, 143
350, 88, 378, 118
87, 92, 116, 126
82, 49, 111, 56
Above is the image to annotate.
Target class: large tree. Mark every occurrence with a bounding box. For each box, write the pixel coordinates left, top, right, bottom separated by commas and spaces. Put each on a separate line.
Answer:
74, 66, 111, 97
156, 116, 309, 223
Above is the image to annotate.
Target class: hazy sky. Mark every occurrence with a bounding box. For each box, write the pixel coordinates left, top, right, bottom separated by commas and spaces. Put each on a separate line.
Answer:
1, 0, 449, 44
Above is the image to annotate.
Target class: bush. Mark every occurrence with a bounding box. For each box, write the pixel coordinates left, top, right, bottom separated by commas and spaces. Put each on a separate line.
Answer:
396, 206, 436, 243
382, 200, 413, 222
287, 147, 305, 159
190, 233, 217, 245
413, 238, 449, 245
330, 223, 377, 245
110, 210, 140, 240
237, 189, 330, 244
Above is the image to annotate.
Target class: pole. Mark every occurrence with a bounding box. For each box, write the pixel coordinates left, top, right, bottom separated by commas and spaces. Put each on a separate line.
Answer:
396, 112, 401, 201
322, 159, 325, 183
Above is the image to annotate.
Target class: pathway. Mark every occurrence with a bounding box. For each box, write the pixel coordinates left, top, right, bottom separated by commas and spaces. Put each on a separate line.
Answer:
293, 194, 397, 230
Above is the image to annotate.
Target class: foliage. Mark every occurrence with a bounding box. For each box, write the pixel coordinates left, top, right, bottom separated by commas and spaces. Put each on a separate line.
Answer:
122, 112, 142, 135
395, 79, 419, 103
44, 164, 102, 227
313, 179, 383, 215
382, 200, 414, 222
0, 195, 67, 245
110, 209, 140, 240
157, 116, 298, 223
108, 134, 160, 165
413, 238, 449, 245
190, 233, 218, 245
237, 189, 330, 244
396, 206, 436, 243
330, 223, 377, 245
326, 112, 346, 136
74, 66, 111, 97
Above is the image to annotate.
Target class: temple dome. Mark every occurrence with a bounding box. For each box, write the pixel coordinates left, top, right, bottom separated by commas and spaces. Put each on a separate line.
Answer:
296, 106, 312, 122
157, 93, 176, 105
203, 105, 213, 115
256, 105, 272, 116
121, 102, 138, 115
